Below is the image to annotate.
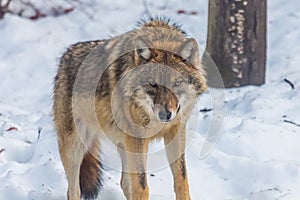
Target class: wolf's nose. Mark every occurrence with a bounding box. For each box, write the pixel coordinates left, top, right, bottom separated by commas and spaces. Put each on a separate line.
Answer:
158, 110, 172, 122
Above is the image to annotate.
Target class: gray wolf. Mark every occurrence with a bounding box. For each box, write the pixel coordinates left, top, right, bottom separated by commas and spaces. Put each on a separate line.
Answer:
53, 18, 207, 200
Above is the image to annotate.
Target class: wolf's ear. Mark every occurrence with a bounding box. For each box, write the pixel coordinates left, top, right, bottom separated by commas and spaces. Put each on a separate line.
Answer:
135, 38, 152, 63
179, 38, 199, 68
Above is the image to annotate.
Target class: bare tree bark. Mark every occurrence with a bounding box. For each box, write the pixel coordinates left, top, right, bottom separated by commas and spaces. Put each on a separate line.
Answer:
204, 0, 267, 88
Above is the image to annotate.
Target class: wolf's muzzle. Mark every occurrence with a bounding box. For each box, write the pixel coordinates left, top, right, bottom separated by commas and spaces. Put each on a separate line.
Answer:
158, 109, 172, 122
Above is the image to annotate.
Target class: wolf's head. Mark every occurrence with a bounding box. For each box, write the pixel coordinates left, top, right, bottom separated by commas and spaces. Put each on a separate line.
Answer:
115, 36, 207, 127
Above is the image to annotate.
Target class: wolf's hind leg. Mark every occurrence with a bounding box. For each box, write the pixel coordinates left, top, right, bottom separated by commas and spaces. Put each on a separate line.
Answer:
57, 130, 86, 200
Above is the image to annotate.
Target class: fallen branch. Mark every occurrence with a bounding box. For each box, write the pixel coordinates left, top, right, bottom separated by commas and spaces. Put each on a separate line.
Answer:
20, 0, 47, 20
283, 119, 300, 127
1, 0, 75, 21
200, 108, 213, 113
37, 127, 42, 140
284, 78, 295, 90
6, 126, 18, 131
0, 148, 5, 154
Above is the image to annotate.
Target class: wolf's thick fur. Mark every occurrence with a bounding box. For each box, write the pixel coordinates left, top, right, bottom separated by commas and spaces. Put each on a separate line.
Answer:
53, 18, 207, 200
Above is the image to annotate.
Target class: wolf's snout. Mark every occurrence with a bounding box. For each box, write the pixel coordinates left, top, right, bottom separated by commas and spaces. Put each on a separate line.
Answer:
158, 109, 172, 122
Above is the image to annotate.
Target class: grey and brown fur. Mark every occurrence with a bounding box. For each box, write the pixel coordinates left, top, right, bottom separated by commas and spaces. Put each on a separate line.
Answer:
53, 18, 207, 200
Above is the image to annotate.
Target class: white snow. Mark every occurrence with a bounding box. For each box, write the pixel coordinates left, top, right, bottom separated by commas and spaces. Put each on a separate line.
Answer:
0, 0, 300, 199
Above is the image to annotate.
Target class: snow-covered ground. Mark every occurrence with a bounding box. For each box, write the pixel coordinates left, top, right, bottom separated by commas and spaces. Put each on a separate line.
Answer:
0, 0, 300, 199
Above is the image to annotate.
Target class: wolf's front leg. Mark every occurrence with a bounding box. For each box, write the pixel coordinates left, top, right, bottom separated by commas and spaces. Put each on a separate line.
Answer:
164, 128, 191, 200
119, 136, 149, 200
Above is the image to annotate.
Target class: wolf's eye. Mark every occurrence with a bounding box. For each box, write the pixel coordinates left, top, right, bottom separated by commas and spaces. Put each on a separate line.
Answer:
146, 81, 157, 96
174, 80, 182, 86
149, 81, 157, 87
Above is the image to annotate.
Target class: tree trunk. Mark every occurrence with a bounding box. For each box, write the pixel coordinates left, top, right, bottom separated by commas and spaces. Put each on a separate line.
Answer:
204, 0, 267, 88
